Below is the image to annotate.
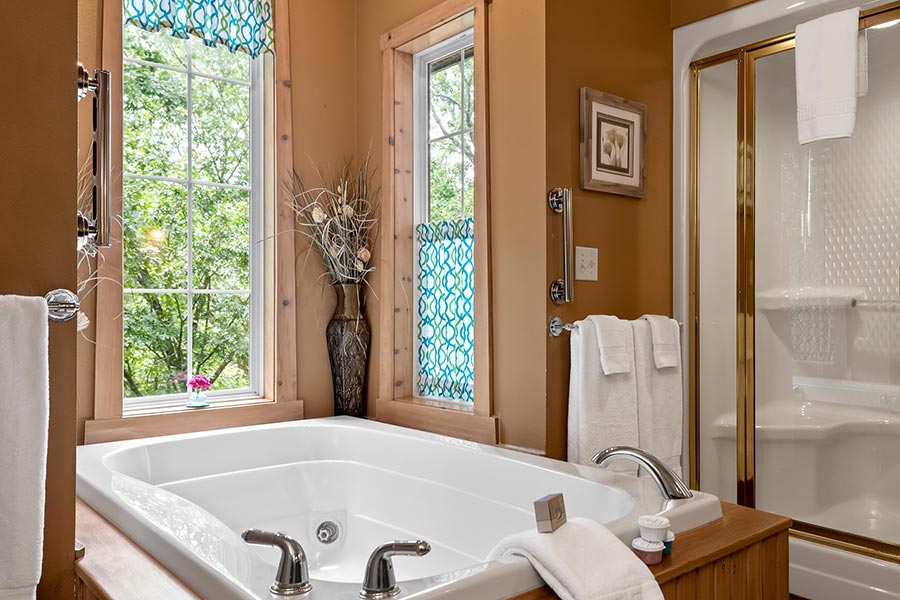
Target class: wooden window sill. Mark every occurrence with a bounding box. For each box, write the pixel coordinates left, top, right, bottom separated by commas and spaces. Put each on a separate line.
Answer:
83, 398, 304, 444
375, 397, 497, 444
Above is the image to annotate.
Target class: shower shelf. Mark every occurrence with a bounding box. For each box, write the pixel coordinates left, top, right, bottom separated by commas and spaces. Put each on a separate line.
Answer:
756, 287, 867, 311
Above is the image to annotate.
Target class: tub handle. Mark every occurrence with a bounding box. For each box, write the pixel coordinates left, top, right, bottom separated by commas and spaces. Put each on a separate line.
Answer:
360, 540, 431, 599
242, 529, 312, 596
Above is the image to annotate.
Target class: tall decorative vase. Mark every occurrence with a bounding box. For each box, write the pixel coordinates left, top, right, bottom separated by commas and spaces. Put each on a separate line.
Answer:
326, 283, 370, 417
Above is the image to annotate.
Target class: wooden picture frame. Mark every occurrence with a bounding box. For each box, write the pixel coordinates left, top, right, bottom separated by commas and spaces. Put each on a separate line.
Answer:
580, 87, 647, 198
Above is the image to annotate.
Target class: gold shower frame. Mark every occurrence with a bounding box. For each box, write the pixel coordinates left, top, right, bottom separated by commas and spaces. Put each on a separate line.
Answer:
688, 0, 900, 564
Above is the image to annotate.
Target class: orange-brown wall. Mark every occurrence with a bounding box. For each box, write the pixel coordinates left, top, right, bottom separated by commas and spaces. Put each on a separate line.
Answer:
545, 0, 674, 458
671, 0, 757, 28
1, 2, 78, 596
355, 0, 550, 452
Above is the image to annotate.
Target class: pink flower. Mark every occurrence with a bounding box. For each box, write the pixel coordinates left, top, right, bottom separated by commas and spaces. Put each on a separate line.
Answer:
188, 375, 211, 391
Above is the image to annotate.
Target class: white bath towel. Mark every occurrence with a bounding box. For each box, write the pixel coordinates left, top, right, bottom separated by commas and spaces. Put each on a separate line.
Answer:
632, 320, 683, 478
586, 315, 631, 375
488, 517, 663, 600
795, 8, 861, 144
640, 315, 680, 369
0, 296, 50, 600
567, 319, 638, 474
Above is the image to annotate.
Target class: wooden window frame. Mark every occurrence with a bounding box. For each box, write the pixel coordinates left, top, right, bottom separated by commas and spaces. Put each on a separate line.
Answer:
376, 0, 496, 444
85, 0, 300, 444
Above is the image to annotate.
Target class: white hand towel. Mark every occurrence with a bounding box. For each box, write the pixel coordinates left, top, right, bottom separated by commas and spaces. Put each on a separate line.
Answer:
488, 517, 663, 600
586, 316, 631, 375
0, 296, 49, 600
632, 320, 683, 478
795, 8, 861, 144
567, 319, 638, 474
640, 315, 680, 369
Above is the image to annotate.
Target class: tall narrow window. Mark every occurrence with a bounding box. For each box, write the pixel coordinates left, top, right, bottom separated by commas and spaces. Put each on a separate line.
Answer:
121, 22, 264, 407
413, 32, 476, 402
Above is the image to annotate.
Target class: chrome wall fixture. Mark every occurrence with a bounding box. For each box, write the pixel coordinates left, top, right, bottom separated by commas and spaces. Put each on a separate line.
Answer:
77, 63, 112, 248
549, 317, 684, 338
44, 289, 80, 322
548, 187, 574, 304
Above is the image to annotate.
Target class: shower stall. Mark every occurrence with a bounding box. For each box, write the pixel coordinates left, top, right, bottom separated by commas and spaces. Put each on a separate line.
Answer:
677, 1, 900, 597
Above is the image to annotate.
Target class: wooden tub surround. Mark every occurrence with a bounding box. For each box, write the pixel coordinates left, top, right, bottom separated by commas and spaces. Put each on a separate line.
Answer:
75, 501, 790, 599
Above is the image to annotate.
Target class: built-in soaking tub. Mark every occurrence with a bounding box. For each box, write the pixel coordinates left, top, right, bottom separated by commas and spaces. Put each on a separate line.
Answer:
76, 417, 721, 599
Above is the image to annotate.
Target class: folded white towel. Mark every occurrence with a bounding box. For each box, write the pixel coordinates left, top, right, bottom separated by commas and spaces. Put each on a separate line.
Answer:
795, 8, 861, 144
567, 319, 638, 474
488, 517, 663, 600
632, 320, 683, 478
586, 316, 632, 375
0, 296, 49, 600
640, 315, 680, 369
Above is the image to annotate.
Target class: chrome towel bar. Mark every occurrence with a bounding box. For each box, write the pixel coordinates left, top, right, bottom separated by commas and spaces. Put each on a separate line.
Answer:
549, 317, 684, 338
44, 289, 80, 322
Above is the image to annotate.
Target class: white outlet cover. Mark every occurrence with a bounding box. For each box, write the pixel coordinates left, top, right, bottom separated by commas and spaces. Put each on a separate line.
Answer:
575, 246, 598, 281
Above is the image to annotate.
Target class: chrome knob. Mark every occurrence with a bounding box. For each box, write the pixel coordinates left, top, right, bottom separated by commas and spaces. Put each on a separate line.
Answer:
241, 529, 312, 596
360, 540, 431, 599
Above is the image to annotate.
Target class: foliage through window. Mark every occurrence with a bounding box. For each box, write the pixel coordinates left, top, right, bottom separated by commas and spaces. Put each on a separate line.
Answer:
414, 33, 476, 402
122, 23, 262, 403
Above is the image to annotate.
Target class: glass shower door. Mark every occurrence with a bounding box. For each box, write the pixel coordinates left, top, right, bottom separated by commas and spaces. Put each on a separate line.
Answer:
753, 25, 900, 547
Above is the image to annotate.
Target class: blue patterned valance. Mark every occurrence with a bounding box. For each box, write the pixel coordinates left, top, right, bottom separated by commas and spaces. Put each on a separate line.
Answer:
415, 218, 475, 403
124, 0, 274, 58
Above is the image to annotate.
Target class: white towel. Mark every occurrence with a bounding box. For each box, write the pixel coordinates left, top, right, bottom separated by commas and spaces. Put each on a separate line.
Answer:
795, 8, 861, 144
640, 315, 680, 369
0, 296, 50, 600
632, 320, 683, 478
586, 316, 631, 375
567, 319, 638, 474
488, 517, 663, 600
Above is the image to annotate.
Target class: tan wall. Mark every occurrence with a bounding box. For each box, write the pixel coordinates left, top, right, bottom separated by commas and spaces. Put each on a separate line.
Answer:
1, 2, 78, 596
544, 0, 674, 458
290, 0, 358, 418
671, 0, 757, 28
355, 0, 550, 452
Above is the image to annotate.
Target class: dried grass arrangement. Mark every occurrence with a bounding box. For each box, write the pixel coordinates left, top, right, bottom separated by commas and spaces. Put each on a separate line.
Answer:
290, 154, 380, 286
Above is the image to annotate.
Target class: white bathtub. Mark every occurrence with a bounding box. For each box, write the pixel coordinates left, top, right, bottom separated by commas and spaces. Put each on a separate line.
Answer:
76, 417, 721, 599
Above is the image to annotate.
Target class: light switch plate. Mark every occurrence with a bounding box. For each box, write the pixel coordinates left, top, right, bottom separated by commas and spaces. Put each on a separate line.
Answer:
575, 246, 598, 281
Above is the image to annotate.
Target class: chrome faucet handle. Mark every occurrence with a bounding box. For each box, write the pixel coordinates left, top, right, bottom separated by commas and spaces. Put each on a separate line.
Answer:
360, 540, 431, 599
241, 529, 312, 596
592, 446, 693, 500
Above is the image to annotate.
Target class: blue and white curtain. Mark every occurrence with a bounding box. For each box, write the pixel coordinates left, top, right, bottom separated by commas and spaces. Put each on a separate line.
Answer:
124, 0, 274, 58
415, 218, 475, 402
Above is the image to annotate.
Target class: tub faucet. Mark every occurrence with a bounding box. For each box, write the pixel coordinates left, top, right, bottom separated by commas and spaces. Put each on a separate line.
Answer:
241, 529, 312, 596
360, 540, 431, 599
591, 446, 693, 500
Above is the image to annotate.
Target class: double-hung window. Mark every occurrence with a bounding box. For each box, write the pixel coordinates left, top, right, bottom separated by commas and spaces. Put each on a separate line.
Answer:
413, 32, 476, 403
121, 23, 264, 407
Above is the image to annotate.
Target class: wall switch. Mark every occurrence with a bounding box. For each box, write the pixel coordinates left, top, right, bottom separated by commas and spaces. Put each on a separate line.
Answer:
575, 246, 598, 281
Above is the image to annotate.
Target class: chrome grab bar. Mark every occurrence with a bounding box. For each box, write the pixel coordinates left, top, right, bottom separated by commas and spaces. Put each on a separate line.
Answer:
241, 529, 312, 596
548, 187, 574, 304
77, 64, 111, 248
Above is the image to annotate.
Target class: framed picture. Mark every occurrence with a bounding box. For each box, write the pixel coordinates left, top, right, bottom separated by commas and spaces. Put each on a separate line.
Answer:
580, 87, 647, 198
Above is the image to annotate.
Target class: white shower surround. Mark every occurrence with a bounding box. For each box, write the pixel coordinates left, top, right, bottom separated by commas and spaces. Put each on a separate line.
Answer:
673, 1, 900, 598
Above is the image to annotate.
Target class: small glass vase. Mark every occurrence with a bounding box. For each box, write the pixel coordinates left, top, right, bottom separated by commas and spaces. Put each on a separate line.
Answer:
186, 391, 209, 408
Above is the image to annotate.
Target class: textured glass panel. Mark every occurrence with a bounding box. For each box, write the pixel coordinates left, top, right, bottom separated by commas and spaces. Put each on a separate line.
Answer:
429, 52, 462, 139
123, 63, 188, 178
463, 131, 475, 219
123, 293, 188, 397
415, 219, 475, 402
192, 294, 250, 390
428, 136, 463, 222
123, 23, 187, 67
193, 186, 250, 290
192, 39, 251, 81
192, 76, 250, 185
123, 178, 188, 289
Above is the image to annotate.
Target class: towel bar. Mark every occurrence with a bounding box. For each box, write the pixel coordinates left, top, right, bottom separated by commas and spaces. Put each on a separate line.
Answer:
44, 289, 80, 322
549, 317, 684, 338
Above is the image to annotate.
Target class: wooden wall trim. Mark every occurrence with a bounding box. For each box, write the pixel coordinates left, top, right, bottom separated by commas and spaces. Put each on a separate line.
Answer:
670, 0, 757, 29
